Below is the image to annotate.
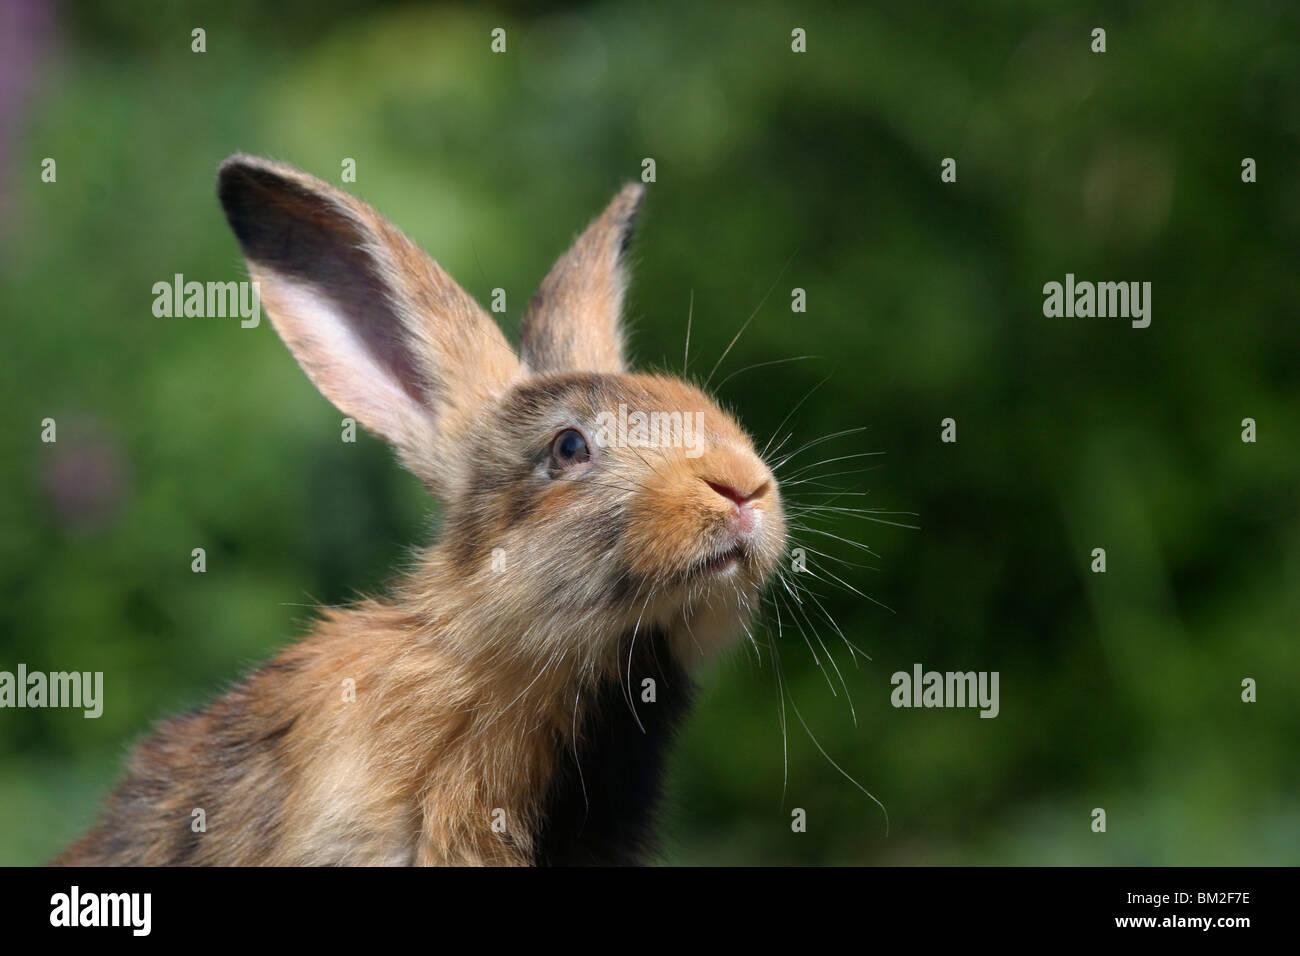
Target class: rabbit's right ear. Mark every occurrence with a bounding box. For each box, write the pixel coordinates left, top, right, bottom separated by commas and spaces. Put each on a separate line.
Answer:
518, 183, 643, 375
217, 155, 520, 499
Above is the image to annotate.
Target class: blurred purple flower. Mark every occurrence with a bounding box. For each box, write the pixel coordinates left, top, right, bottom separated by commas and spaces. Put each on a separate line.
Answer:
42, 419, 130, 533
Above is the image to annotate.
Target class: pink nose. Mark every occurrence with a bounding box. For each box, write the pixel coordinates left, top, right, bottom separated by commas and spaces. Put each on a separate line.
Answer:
706, 481, 761, 506
706, 481, 763, 534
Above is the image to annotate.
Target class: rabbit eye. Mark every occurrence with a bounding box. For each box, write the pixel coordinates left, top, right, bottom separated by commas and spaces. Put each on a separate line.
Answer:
550, 428, 591, 468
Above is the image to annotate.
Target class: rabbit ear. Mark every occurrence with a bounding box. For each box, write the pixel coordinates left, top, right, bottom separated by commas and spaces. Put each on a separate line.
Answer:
217, 155, 520, 499
518, 183, 644, 374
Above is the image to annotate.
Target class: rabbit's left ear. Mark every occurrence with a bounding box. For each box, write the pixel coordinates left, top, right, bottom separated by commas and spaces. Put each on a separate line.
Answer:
518, 183, 644, 375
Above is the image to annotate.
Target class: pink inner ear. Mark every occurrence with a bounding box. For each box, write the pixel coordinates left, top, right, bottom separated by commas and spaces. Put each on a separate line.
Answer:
261, 276, 433, 447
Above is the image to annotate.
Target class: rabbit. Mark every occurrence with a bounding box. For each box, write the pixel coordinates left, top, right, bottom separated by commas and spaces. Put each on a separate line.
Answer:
53, 154, 787, 866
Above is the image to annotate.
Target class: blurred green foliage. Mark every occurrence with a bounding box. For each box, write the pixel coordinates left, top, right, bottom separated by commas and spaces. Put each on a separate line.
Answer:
1, 0, 1297, 865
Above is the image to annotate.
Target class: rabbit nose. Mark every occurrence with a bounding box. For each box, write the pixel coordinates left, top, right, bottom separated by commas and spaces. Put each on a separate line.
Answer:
705, 480, 768, 507
705, 480, 768, 535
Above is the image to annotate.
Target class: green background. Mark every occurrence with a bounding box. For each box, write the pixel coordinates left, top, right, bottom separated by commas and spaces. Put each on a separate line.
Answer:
1, 0, 1297, 865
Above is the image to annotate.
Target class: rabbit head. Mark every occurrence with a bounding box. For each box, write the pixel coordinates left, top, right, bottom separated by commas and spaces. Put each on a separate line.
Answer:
217, 156, 786, 670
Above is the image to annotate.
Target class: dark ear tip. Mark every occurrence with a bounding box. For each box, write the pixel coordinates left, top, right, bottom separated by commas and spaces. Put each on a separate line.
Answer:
216, 154, 308, 252
614, 183, 645, 259
216, 154, 285, 199
217, 155, 264, 217
217, 156, 262, 239
215, 155, 327, 249
217, 153, 258, 188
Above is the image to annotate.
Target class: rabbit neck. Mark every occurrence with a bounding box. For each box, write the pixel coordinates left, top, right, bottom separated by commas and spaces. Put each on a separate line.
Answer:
403, 616, 696, 865
529, 625, 694, 865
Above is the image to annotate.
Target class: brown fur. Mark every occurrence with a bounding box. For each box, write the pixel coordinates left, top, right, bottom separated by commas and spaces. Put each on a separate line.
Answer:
519, 183, 642, 375
54, 158, 786, 866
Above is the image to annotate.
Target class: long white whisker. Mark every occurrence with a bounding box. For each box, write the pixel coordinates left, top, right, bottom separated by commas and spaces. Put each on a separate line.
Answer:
704, 249, 798, 390
785, 683, 890, 835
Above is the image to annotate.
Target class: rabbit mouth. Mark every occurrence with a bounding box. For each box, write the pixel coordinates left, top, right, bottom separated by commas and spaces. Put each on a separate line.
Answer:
697, 543, 745, 576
